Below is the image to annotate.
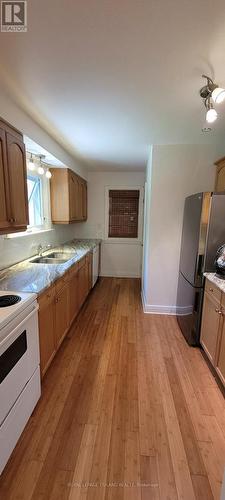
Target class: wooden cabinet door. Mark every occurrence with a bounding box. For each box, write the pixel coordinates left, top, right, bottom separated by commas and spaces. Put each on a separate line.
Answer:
0, 128, 11, 231
69, 267, 79, 325
6, 132, 28, 229
55, 283, 69, 348
77, 179, 83, 221
88, 252, 93, 291
69, 171, 78, 220
200, 291, 221, 365
77, 260, 88, 309
215, 157, 225, 192
216, 312, 225, 385
81, 180, 87, 220
38, 288, 56, 377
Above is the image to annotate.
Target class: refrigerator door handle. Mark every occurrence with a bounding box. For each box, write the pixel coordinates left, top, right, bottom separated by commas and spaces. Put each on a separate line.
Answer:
194, 254, 204, 285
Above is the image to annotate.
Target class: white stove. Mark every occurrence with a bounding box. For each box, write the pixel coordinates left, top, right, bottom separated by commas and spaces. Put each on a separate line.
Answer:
0, 289, 41, 475
0, 290, 37, 333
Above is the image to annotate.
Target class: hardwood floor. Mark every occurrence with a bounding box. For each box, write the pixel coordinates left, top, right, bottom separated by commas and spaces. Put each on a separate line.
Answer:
1, 277, 225, 499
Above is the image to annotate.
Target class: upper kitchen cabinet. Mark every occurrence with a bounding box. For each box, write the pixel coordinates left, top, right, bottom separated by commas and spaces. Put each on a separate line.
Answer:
0, 118, 28, 234
215, 157, 225, 192
50, 167, 87, 223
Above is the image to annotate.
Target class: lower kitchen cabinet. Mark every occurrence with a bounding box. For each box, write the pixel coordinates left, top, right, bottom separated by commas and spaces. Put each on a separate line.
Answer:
200, 278, 225, 388
38, 285, 56, 377
78, 257, 89, 309
200, 290, 221, 365
216, 317, 225, 385
68, 264, 79, 326
87, 251, 93, 291
37, 251, 94, 378
55, 282, 69, 348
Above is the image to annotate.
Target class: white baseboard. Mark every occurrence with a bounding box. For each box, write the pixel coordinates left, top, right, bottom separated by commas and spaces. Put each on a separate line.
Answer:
141, 289, 178, 315
100, 272, 141, 278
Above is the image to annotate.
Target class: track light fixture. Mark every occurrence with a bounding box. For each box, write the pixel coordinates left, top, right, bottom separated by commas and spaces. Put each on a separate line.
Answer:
27, 153, 52, 178
28, 153, 35, 171
200, 75, 225, 126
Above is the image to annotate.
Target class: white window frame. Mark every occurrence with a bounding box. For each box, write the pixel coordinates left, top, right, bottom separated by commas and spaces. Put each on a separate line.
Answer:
104, 185, 144, 244
6, 169, 52, 238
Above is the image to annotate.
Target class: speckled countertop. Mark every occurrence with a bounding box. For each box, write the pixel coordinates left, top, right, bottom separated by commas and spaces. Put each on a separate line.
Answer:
204, 272, 225, 294
0, 239, 101, 296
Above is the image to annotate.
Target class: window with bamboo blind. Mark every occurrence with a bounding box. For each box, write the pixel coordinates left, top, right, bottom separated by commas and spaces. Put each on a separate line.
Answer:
108, 189, 140, 238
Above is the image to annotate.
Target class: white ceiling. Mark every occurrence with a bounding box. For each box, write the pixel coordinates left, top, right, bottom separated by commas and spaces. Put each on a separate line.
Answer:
0, 0, 225, 171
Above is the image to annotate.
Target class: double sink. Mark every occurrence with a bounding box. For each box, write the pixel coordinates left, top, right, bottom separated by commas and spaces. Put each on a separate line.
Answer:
31, 251, 76, 265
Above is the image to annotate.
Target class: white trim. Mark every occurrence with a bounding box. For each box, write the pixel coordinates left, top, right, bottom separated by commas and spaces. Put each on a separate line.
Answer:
101, 271, 141, 278
141, 289, 179, 315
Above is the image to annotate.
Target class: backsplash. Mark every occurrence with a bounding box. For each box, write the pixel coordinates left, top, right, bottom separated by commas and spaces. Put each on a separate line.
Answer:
0, 225, 77, 271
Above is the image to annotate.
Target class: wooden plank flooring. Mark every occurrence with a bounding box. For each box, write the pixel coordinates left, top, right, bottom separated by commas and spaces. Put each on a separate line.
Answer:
0, 277, 225, 499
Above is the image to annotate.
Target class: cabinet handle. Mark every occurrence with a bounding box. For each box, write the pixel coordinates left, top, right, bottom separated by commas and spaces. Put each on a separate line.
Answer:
215, 308, 222, 315
9, 217, 16, 223
209, 288, 214, 292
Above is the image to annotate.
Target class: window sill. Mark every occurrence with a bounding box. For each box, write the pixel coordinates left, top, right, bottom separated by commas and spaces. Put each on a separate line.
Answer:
5, 228, 55, 239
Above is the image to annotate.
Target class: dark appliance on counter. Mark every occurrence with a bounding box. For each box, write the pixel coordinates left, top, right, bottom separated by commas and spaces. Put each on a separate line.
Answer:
177, 192, 225, 346
215, 244, 225, 277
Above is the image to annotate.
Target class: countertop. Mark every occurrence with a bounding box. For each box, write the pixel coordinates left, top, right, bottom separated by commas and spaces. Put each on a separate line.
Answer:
0, 239, 101, 296
204, 272, 225, 294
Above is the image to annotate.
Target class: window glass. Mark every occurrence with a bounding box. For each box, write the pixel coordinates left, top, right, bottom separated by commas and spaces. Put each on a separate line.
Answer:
27, 175, 43, 227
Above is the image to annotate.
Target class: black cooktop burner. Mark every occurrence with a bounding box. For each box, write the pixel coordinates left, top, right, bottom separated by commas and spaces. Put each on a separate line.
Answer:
0, 295, 22, 307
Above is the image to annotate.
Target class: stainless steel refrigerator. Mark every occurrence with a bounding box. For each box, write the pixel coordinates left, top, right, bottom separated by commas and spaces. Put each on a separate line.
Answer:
177, 192, 225, 346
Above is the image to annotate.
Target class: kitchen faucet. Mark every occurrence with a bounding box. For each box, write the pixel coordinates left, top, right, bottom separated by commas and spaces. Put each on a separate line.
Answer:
37, 244, 52, 256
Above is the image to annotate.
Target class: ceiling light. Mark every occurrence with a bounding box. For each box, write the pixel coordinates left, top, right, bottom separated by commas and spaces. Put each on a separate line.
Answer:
38, 166, 44, 175
46, 169, 52, 179
28, 154, 36, 171
206, 106, 217, 123
205, 97, 217, 123
200, 75, 224, 127
212, 87, 225, 104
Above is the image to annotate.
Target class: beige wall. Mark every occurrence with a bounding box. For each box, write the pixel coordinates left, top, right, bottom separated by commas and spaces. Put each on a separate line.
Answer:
74, 171, 146, 277
142, 144, 225, 313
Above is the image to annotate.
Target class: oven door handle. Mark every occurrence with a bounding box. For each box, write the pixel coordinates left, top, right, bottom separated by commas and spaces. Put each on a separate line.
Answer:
0, 305, 39, 350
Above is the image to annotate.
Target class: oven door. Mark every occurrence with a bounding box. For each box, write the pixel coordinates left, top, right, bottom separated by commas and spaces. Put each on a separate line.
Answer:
0, 304, 40, 425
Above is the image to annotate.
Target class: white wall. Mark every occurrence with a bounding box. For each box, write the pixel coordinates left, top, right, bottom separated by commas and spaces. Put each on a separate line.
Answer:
142, 144, 225, 313
0, 226, 78, 271
74, 171, 146, 277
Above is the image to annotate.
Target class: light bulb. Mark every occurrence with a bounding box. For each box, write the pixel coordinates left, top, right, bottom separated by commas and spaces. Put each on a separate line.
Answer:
206, 107, 217, 123
212, 87, 225, 104
28, 160, 36, 171
46, 169, 52, 179
38, 166, 44, 175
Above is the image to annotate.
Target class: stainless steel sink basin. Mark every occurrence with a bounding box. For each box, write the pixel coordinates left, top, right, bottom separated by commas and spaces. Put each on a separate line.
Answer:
46, 252, 75, 259
30, 250, 76, 265
32, 257, 69, 264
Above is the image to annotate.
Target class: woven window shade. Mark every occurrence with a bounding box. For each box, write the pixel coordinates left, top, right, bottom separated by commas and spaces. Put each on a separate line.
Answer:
108, 190, 140, 238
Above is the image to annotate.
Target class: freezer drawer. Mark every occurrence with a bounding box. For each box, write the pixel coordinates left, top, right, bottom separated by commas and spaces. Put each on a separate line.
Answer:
176, 272, 203, 346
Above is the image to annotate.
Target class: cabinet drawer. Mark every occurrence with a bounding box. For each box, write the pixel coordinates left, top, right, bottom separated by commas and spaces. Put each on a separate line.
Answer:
38, 285, 55, 309
55, 273, 69, 294
205, 279, 222, 303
